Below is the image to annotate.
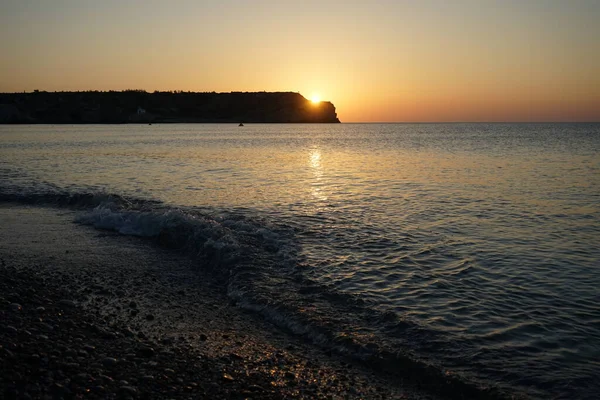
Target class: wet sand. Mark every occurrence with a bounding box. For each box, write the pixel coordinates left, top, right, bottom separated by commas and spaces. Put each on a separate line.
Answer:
0, 204, 436, 399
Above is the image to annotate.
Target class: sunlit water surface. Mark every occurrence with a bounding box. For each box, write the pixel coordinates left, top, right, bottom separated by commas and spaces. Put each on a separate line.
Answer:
1, 123, 599, 398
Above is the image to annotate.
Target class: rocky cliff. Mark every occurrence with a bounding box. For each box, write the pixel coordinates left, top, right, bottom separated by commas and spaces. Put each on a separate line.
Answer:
0, 91, 340, 124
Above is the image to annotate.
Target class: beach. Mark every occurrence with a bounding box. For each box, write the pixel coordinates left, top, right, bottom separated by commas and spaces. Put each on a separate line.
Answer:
0, 203, 434, 399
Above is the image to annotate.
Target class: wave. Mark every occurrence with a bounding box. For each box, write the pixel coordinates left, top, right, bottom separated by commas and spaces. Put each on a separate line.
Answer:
0, 184, 519, 399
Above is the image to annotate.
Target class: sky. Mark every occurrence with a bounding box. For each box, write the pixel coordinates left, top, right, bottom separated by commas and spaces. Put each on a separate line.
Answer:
0, 0, 599, 122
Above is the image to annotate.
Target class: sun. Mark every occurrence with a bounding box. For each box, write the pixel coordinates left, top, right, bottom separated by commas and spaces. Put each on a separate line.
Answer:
310, 93, 321, 103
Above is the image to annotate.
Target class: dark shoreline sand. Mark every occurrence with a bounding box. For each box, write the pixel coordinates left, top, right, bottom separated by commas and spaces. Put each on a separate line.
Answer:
0, 204, 434, 399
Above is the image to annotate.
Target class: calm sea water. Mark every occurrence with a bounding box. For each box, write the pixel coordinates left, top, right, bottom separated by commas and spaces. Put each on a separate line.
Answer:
1, 123, 599, 398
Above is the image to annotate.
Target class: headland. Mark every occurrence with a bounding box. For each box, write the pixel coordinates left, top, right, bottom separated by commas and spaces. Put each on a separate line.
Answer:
0, 91, 340, 124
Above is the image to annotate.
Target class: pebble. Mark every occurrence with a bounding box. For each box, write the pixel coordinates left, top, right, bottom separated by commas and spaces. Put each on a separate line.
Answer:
5, 325, 18, 335
222, 373, 235, 382
58, 299, 76, 308
51, 382, 71, 396
3, 348, 15, 359
102, 357, 118, 367
285, 371, 296, 380
74, 372, 91, 383
100, 329, 117, 339
248, 384, 265, 392
10, 303, 22, 311
64, 348, 78, 357
119, 385, 138, 396
92, 385, 106, 393
27, 353, 41, 363
83, 344, 96, 352
40, 322, 54, 331
137, 346, 155, 358
98, 374, 114, 383
61, 361, 80, 369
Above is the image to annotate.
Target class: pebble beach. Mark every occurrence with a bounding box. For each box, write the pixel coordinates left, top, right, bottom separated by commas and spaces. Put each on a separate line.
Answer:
0, 204, 437, 399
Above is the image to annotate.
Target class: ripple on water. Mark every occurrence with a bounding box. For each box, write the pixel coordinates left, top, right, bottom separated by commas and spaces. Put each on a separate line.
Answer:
1, 123, 599, 398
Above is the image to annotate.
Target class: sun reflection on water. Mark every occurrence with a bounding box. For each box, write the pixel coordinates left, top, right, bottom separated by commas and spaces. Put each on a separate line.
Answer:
308, 147, 327, 202
309, 147, 321, 170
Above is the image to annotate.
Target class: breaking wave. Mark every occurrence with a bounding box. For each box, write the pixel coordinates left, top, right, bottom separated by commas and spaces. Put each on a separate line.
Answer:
0, 184, 521, 399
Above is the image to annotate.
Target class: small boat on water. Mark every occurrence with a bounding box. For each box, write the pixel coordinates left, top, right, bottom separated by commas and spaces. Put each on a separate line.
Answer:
239, 122, 244, 127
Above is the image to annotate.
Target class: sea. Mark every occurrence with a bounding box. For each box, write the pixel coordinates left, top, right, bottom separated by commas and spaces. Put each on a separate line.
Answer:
1, 123, 599, 399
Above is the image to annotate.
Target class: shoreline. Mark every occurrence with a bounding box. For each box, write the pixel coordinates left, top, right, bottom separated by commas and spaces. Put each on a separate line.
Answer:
0, 204, 429, 399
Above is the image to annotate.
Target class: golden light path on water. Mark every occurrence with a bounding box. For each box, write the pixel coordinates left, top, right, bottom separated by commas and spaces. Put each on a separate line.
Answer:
309, 147, 327, 203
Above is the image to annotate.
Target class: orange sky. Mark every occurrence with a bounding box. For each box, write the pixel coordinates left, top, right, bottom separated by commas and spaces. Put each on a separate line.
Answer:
1, 0, 599, 122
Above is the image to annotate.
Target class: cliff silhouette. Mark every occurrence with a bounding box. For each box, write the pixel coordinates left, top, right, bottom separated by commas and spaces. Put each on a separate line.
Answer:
0, 90, 340, 124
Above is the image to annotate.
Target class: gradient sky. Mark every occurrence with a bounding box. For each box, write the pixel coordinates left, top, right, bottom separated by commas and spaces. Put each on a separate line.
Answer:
1, 0, 599, 122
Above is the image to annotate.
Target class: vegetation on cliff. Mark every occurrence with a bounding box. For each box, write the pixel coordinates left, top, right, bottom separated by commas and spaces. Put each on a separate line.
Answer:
0, 90, 340, 124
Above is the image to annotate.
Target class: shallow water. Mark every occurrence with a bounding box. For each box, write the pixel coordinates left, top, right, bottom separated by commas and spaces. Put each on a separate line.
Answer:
1, 123, 599, 398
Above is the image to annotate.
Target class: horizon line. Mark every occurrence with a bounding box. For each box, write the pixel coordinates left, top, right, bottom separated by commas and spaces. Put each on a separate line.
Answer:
340, 121, 600, 124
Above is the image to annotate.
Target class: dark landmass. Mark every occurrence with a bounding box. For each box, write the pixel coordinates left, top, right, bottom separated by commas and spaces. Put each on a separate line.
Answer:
0, 90, 340, 124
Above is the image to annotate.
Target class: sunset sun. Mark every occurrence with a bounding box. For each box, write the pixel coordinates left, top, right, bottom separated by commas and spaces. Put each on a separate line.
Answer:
310, 93, 321, 103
